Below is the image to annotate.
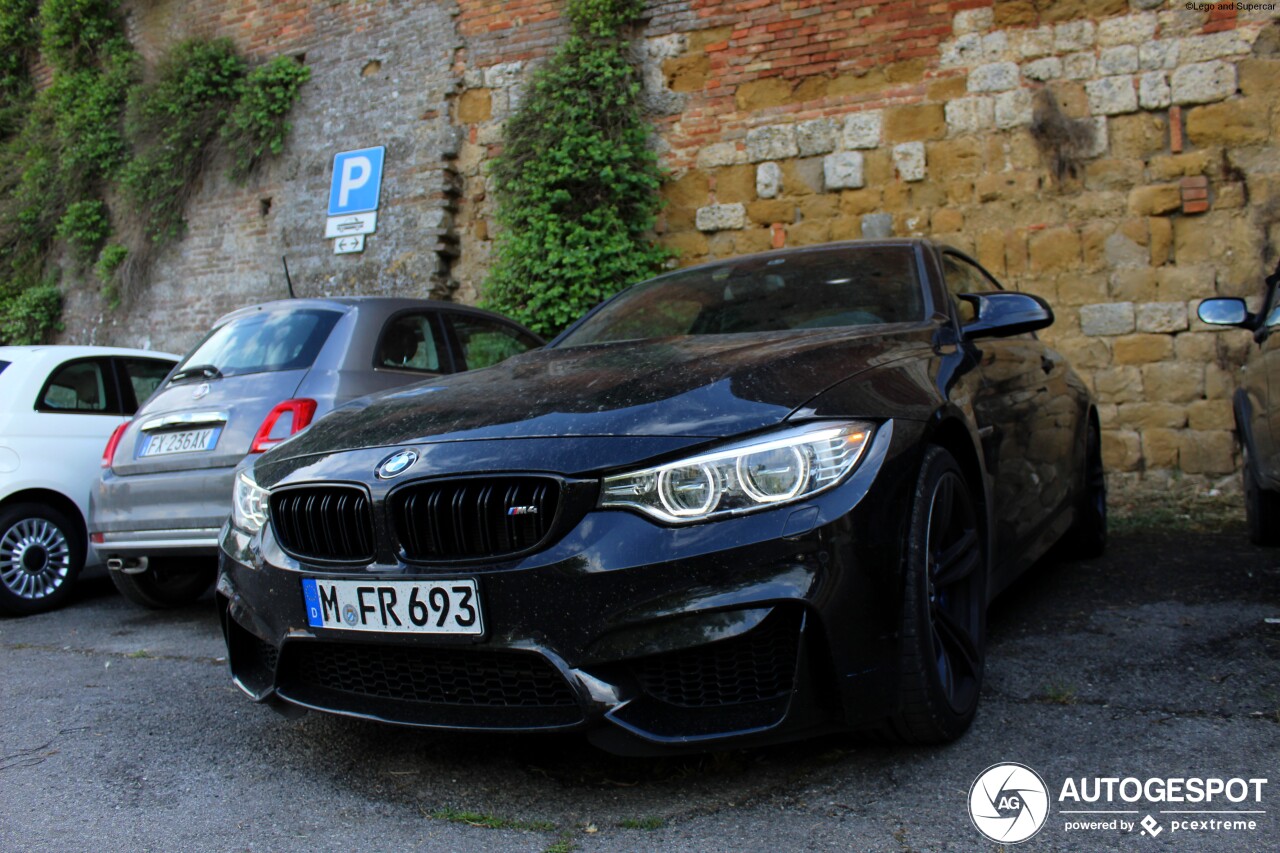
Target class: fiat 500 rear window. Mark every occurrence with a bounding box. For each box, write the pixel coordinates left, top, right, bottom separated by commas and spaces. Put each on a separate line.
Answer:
172, 309, 342, 380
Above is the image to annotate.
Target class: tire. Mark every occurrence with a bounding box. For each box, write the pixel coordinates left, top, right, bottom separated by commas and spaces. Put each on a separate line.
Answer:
889, 446, 986, 744
0, 502, 86, 617
109, 557, 215, 609
1065, 419, 1107, 559
1243, 447, 1280, 546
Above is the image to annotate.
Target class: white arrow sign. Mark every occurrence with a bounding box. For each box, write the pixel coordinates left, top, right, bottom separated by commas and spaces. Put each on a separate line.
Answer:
324, 211, 378, 239
334, 235, 365, 254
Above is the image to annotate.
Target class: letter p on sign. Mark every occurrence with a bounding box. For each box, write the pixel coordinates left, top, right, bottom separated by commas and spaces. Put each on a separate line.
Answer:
328, 146, 385, 216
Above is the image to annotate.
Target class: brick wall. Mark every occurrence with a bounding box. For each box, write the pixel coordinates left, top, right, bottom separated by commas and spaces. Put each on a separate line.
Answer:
58, 0, 1280, 491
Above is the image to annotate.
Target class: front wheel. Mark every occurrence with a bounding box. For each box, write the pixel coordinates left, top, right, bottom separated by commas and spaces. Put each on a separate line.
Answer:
109, 557, 215, 609
889, 446, 986, 744
0, 503, 86, 616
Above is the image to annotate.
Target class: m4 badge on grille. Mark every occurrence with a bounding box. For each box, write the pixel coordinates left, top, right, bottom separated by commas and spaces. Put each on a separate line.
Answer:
507, 505, 538, 516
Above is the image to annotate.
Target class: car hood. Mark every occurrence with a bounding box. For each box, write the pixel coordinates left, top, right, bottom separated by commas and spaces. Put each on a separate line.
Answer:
266, 326, 934, 462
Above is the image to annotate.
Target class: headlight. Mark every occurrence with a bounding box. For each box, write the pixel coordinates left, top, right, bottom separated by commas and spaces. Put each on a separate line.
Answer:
600, 421, 874, 524
232, 470, 269, 533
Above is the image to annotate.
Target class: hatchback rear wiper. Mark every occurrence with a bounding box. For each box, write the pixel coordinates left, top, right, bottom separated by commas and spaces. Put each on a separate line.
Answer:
169, 364, 223, 383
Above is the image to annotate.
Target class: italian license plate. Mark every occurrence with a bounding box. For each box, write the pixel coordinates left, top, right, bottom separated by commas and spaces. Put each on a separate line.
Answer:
301, 578, 483, 635
140, 427, 220, 457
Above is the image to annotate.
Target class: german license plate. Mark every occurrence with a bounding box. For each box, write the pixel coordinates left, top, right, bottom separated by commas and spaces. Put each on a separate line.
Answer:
140, 427, 220, 457
301, 578, 483, 635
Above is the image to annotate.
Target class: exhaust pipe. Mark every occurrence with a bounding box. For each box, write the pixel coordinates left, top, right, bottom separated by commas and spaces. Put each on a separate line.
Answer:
106, 556, 149, 575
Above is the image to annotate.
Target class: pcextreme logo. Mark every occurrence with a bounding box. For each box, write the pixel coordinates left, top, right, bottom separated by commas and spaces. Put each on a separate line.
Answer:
968, 763, 1270, 843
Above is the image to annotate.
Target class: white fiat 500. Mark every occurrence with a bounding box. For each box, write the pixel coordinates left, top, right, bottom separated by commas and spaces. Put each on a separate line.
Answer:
0, 345, 179, 615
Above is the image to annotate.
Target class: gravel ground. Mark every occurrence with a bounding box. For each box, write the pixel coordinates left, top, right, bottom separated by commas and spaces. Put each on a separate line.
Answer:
2, 526, 1277, 852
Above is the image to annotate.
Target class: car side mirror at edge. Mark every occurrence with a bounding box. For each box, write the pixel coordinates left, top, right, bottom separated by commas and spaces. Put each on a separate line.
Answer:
958, 292, 1054, 340
1197, 297, 1252, 328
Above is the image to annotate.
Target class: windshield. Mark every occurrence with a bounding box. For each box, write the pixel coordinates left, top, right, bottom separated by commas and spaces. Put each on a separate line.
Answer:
174, 309, 341, 379
557, 245, 924, 347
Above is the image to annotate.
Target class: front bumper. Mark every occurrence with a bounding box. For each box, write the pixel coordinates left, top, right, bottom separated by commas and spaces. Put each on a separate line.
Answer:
217, 423, 922, 753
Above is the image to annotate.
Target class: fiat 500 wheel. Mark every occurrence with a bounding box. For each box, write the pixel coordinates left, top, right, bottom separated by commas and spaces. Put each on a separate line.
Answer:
0, 502, 85, 616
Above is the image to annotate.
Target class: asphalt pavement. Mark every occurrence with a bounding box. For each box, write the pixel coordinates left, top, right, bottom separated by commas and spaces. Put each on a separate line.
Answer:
2, 529, 1277, 852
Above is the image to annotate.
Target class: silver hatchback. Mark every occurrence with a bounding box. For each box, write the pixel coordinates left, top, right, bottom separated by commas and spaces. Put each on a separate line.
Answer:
90, 297, 541, 608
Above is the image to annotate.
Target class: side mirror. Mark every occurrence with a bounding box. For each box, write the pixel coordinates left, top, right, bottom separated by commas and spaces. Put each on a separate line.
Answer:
959, 292, 1054, 340
1197, 297, 1252, 328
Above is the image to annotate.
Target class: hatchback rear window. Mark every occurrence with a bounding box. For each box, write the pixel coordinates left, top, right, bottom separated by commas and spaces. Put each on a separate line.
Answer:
175, 309, 341, 379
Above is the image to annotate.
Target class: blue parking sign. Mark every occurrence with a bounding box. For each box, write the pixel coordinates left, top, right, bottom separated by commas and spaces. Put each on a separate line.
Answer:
328, 147, 385, 216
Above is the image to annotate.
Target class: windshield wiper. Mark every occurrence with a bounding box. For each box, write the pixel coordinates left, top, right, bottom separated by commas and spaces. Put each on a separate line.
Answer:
169, 364, 223, 383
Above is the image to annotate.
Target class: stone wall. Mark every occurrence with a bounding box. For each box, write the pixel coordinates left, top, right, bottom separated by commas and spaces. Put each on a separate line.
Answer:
58, 0, 1280, 490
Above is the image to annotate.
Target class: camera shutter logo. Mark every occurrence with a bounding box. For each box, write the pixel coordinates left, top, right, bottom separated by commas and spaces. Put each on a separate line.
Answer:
969, 762, 1050, 844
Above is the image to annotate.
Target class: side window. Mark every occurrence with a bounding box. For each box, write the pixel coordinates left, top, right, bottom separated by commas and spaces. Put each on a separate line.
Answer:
942, 255, 997, 325
449, 315, 540, 371
376, 314, 443, 372
119, 358, 174, 411
38, 359, 110, 413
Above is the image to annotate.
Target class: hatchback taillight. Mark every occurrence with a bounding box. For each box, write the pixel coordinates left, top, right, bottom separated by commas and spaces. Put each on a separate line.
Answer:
102, 422, 130, 469
251, 399, 317, 453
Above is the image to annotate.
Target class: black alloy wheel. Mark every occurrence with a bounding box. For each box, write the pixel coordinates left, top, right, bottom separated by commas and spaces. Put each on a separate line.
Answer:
109, 557, 216, 609
1065, 419, 1107, 558
1243, 445, 1280, 546
0, 502, 85, 616
890, 445, 985, 743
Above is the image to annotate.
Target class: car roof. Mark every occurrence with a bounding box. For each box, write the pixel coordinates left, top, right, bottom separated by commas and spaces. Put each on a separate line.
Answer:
210, 296, 528, 329
0, 345, 180, 362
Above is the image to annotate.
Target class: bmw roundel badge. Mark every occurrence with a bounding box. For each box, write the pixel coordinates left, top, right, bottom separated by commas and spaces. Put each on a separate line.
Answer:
375, 449, 418, 479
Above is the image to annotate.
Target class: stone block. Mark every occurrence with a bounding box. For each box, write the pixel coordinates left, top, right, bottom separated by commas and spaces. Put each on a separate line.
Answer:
995, 90, 1034, 129
1098, 13, 1158, 46
1179, 31, 1253, 64
695, 203, 746, 232
928, 138, 984, 178
713, 164, 756, 204
933, 208, 964, 233
1092, 364, 1144, 402
745, 124, 799, 163
1056, 336, 1113, 370
736, 77, 795, 111
663, 170, 710, 209
823, 152, 865, 190
1139, 40, 1179, 71
1239, 59, 1280, 99
861, 213, 894, 239
884, 104, 947, 142
1029, 227, 1082, 274
746, 199, 793, 225
1087, 76, 1139, 116
1023, 58, 1062, 82
954, 7, 994, 35
1099, 46, 1140, 76
796, 119, 838, 156
796, 194, 839, 220
781, 158, 825, 195
483, 61, 524, 89
1081, 302, 1136, 336
659, 230, 709, 259
1138, 72, 1171, 110
893, 142, 926, 182
1058, 274, 1109, 306
756, 162, 782, 199
975, 171, 1039, 202
1186, 100, 1271, 148
976, 229, 1006, 275
1128, 184, 1182, 216
1020, 26, 1055, 58
1142, 428, 1181, 468
1114, 401, 1187, 428
697, 142, 746, 169
1104, 232, 1149, 269
969, 62, 1020, 93
456, 88, 491, 123
928, 75, 969, 102
1141, 361, 1204, 403
1179, 430, 1235, 474
1187, 398, 1233, 431
1150, 216, 1172, 265
1147, 150, 1215, 181
1171, 61, 1237, 106
1113, 334, 1174, 365
839, 188, 883, 217
1063, 52, 1098, 80
1135, 301, 1188, 333
1109, 113, 1166, 159
1055, 21, 1096, 53
841, 111, 883, 150
1102, 429, 1142, 471
945, 98, 995, 135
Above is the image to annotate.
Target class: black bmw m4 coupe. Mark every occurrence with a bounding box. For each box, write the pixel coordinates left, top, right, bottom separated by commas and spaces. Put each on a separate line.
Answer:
218, 239, 1106, 754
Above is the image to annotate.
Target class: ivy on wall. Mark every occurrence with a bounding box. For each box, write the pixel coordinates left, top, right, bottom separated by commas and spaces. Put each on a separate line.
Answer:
0, 0, 309, 344
482, 0, 669, 338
